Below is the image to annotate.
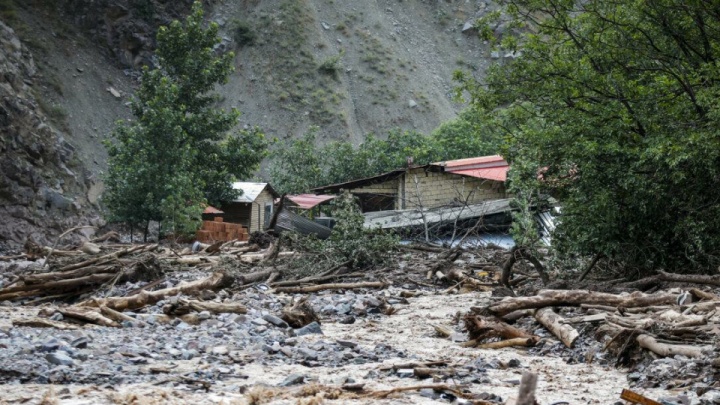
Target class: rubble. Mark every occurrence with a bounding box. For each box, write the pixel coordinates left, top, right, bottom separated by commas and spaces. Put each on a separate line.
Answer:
0, 234, 717, 403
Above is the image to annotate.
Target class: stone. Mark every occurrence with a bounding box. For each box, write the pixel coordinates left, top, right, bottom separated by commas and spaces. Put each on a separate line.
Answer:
251, 318, 268, 326
295, 322, 323, 336
507, 358, 521, 368
336, 340, 357, 349
408, 99, 417, 108
263, 314, 289, 328
71, 337, 89, 349
462, 22, 475, 32
181, 349, 197, 360
40, 338, 60, 352
46, 351, 74, 366
297, 348, 318, 360
339, 316, 355, 324
198, 311, 212, 321
279, 373, 306, 387
212, 346, 229, 356
397, 368, 414, 378
175, 322, 191, 331
321, 22, 330, 30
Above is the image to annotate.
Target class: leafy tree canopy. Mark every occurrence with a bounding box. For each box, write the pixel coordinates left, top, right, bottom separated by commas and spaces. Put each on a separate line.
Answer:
104, 1, 268, 238
269, 117, 501, 195
456, 0, 720, 274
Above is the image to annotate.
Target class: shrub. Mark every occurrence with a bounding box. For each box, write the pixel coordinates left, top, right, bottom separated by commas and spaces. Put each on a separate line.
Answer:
231, 19, 255, 47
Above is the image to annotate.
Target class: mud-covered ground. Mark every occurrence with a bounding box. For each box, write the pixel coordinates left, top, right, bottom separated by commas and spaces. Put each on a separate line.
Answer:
3, 286, 708, 405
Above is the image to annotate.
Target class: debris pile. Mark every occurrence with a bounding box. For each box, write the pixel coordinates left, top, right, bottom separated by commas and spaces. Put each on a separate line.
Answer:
2, 234, 720, 403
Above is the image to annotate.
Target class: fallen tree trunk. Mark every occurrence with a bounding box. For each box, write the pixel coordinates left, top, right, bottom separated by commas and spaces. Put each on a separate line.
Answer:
58, 307, 119, 327
1, 273, 116, 294
186, 300, 247, 314
636, 334, 707, 358
534, 308, 579, 348
488, 290, 677, 316
270, 270, 362, 288
657, 271, 720, 287
56, 244, 157, 272
21, 265, 118, 284
78, 271, 233, 311
274, 281, 388, 294
475, 337, 537, 349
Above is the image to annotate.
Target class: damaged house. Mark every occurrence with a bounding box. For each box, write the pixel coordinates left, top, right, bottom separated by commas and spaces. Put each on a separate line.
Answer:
312, 155, 513, 231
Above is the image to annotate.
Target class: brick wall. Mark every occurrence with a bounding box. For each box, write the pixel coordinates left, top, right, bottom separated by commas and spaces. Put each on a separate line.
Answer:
401, 168, 506, 209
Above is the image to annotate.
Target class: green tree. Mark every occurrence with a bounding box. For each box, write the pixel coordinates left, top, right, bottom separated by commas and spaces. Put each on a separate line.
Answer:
104, 2, 267, 239
268, 127, 325, 195
457, 0, 720, 274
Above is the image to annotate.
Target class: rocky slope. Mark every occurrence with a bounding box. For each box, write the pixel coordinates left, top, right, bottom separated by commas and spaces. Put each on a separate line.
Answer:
0, 0, 503, 247
0, 21, 103, 249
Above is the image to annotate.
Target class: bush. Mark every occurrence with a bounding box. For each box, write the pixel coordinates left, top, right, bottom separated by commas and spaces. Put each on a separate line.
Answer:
318, 52, 342, 76
231, 19, 255, 46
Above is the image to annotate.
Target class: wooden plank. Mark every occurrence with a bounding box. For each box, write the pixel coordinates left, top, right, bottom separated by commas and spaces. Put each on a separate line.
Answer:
620, 389, 661, 405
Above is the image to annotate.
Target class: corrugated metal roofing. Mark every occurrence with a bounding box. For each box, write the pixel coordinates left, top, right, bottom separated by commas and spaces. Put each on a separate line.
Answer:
203, 205, 224, 214
231, 182, 269, 203
440, 155, 509, 182
287, 194, 336, 209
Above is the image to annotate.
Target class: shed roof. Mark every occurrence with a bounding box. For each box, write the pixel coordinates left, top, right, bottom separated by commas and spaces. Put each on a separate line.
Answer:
231, 182, 279, 203
312, 155, 510, 193
438, 155, 509, 182
311, 169, 408, 193
203, 205, 224, 214
287, 194, 336, 209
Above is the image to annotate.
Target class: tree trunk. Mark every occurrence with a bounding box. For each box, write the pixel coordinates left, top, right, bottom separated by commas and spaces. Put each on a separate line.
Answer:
534, 307, 579, 348
78, 271, 233, 311
488, 289, 677, 316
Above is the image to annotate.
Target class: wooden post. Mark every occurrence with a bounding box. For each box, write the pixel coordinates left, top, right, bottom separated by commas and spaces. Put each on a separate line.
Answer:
517, 371, 538, 405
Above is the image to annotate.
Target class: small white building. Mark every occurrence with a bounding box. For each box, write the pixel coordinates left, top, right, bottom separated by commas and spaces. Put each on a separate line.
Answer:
219, 182, 279, 233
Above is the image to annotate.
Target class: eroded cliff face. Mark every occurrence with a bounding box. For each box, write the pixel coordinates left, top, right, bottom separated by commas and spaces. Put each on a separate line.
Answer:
58, 0, 195, 69
0, 21, 102, 249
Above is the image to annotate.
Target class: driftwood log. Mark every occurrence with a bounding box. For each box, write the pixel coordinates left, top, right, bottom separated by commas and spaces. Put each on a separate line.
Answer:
534, 308, 579, 348
488, 290, 677, 316
78, 272, 233, 311
636, 334, 708, 358
274, 281, 388, 294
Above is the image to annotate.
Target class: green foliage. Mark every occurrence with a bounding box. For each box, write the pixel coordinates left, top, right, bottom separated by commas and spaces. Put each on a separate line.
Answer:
104, 2, 268, 235
318, 51, 343, 77
230, 19, 255, 46
327, 192, 399, 268
458, 0, 720, 274
268, 127, 325, 195
268, 114, 503, 195
269, 128, 432, 195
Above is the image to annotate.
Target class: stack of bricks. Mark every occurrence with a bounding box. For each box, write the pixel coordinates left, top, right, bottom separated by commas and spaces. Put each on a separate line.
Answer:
195, 217, 249, 243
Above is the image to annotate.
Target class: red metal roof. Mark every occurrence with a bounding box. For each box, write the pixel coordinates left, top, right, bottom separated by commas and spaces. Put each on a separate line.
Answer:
287, 194, 336, 209
203, 205, 224, 214
439, 155, 509, 182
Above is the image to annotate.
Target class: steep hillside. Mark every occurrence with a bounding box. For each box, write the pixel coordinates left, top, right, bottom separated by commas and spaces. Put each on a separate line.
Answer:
0, 21, 103, 249
212, 0, 498, 144
0, 0, 503, 247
